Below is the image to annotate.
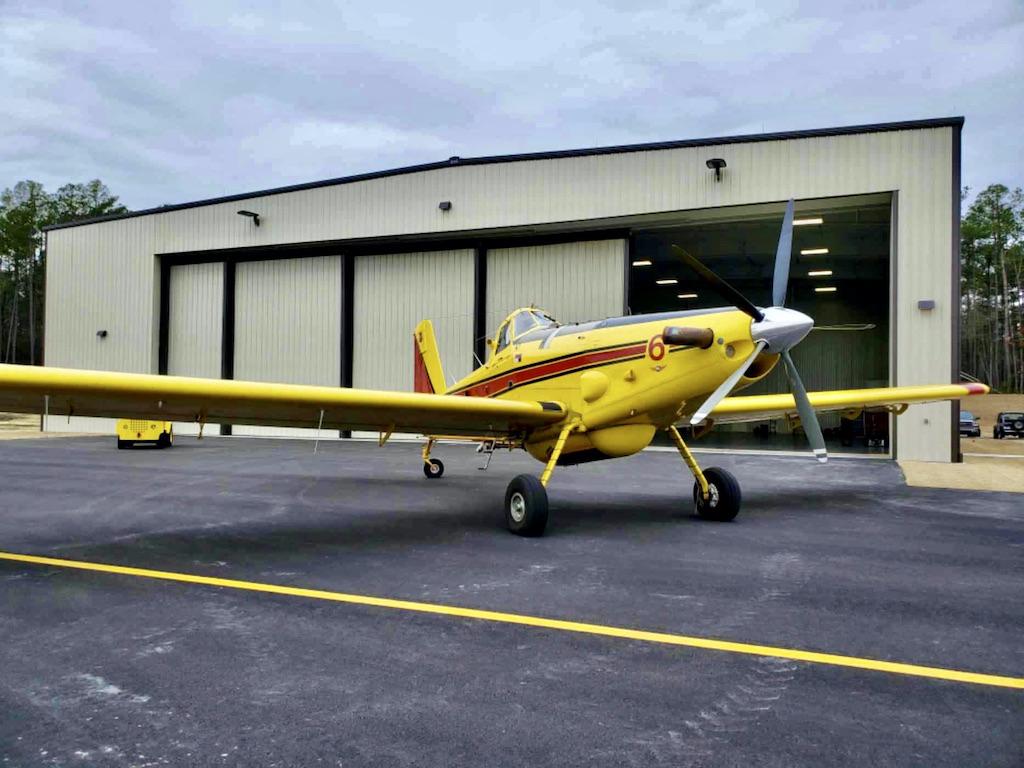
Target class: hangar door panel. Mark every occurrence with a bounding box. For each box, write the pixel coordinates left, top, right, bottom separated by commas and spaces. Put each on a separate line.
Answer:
353, 250, 474, 394
234, 255, 342, 437
168, 262, 223, 435
486, 240, 626, 332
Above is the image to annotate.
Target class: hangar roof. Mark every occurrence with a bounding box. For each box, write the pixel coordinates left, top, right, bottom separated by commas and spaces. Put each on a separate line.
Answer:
44, 116, 963, 232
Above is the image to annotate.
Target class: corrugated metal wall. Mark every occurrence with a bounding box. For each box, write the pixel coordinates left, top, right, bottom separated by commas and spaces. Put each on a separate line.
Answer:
167, 262, 223, 435
44, 125, 958, 459
486, 240, 626, 333
353, 250, 474, 392
233, 255, 341, 437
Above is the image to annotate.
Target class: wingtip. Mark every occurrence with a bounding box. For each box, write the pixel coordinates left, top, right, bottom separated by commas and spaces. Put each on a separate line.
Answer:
962, 382, 990, 395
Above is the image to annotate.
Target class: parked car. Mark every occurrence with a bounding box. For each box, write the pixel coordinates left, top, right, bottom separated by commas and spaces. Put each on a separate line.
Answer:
959, 410, 981, 438
993, 412, 1024, 439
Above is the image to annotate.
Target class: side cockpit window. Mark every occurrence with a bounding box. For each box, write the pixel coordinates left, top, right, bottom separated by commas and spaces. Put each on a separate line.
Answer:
495, 322, 512, 354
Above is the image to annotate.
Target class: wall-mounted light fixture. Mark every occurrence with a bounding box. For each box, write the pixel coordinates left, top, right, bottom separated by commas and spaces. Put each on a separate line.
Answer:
917, 299, 936, 311
96, 329, 108, 339
237, 210, 261, 227
705, 158, 726, 182
438, 201, 452, 211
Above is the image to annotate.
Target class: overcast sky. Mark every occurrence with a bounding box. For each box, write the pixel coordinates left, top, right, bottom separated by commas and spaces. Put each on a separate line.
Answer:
3, 0, 1022, 211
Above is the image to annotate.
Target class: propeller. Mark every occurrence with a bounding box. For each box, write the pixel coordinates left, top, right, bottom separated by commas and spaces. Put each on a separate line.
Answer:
677, 199, 828, 463
671, 245, 764, 322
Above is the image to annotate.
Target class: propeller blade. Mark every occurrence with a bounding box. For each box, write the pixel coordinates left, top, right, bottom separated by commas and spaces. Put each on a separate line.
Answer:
690, 340, 767, 425
771, 199, 795, 308
671, 245, 764, 322
781, 350, 828, 463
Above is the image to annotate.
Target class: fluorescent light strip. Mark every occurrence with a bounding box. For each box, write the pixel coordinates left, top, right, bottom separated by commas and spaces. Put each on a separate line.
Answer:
656, 278, 678, 285
677, 293, 698, 299
808, 270, 833, 277
801, 248, 829, 255
631, 259, 652, 267
815, 286, 837, 293
794, 217, 823, 226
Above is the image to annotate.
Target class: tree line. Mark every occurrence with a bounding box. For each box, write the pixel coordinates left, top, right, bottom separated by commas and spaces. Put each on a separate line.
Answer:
961, 184, 1024, 393
0, 178, 1021, 391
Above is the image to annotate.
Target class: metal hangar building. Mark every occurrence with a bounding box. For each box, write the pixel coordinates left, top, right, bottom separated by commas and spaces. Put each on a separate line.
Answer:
42, 117, 963, 462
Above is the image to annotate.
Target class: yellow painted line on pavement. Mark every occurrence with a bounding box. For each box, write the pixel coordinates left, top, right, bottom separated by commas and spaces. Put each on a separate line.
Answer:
1, 550, 1021, 690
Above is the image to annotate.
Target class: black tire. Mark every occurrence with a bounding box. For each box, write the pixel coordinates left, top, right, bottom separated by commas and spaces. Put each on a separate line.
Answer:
693, 467, 741, 522
994, 428, 1002, 439
157, 432, 172, 449
423, 459, 445, 479
504, 474, 549, 536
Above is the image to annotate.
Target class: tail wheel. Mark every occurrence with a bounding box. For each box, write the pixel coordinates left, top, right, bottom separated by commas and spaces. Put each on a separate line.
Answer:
423, 459, 445, 479
693, 467, 741, 522
505, 474, 549, 536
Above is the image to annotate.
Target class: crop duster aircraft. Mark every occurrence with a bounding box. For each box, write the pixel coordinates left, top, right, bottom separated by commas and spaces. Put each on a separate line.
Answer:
0, 202, 988, 536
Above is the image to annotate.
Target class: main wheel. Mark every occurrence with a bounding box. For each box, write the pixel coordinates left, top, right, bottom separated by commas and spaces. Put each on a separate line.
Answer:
693, 467, 741, 522
505, 474, 549, 536
423, 459, 445, 479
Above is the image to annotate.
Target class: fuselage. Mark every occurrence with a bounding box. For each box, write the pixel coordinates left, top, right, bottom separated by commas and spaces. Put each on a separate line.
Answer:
447, 307, 779, 464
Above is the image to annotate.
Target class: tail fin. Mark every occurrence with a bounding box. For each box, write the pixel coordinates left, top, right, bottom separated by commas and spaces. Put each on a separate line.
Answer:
413, 319, 446, 394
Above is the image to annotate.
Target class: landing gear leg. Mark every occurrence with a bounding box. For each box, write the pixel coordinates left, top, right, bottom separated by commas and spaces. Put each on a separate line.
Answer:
667, 425, 741, 522
505, 422, 574, 536
422, 438, 444, 479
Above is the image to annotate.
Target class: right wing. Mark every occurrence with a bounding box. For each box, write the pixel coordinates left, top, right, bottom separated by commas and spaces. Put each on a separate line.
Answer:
709, 383, 988, 424
0, 364, 567, 438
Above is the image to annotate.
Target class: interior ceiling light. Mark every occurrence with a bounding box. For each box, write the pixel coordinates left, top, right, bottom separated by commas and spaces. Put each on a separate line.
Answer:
815, 286, 837, 293
793, 217, 823, 226
800, 248, 829, 255
808, 270, 833, 277
631, 259, 652, 266
656, 278, 678, 285
677, 293, 698, 299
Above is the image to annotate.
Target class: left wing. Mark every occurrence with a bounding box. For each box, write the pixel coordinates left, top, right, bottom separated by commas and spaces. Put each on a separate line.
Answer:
709, 383, 988, 424
0, 364, 566, 438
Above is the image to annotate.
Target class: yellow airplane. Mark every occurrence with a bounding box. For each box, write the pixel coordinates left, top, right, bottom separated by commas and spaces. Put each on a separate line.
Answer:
0, 201, 987, 536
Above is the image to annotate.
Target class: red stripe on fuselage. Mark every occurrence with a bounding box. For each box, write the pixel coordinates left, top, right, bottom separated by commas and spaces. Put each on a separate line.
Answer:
460, 343, 647, 397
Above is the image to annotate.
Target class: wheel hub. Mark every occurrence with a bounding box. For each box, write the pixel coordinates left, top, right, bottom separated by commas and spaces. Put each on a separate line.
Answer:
509, 492, 527, 523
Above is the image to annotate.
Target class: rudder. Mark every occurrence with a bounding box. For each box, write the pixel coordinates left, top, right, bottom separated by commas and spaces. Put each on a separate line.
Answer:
413, 319, 446, 394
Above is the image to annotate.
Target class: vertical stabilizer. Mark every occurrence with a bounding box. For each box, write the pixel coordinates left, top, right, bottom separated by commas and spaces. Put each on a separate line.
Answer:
413, 319, 446, 394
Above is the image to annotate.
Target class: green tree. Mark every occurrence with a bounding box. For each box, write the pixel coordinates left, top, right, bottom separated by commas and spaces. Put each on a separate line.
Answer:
0, 179, 128, 364
961, 184, 1024, 393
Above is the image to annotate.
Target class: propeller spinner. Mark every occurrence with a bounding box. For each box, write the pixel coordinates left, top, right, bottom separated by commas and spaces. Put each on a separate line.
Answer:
675, 199, 828, 463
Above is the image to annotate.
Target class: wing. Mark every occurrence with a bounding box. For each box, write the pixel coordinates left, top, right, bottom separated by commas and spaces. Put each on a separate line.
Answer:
0, 364, 566, 438
709, 383, 989, 424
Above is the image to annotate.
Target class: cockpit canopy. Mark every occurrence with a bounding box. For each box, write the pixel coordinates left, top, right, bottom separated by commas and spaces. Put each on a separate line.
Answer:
493, 308, 559, 356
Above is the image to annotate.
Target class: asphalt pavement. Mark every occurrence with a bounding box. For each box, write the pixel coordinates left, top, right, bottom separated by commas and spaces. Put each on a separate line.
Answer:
0, 436, 1021, 767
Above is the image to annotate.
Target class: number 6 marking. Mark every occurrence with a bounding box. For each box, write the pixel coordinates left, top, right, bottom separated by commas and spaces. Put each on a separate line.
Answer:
647, 334, 666, 361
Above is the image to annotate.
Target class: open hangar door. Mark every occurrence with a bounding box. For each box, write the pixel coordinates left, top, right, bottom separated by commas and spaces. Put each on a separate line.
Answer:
166, 262, 223, 436
233, 255, 342, 437
628, 195, 891, 455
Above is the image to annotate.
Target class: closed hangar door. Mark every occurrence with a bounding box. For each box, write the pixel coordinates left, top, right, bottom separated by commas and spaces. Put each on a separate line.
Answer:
353, 250, 475, 402
486, 240, 626, 332
234, 255, 342, 437
167, 262, 223, 435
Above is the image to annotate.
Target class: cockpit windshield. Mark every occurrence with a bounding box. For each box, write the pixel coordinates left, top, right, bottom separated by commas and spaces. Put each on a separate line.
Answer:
493, 309, 560, 357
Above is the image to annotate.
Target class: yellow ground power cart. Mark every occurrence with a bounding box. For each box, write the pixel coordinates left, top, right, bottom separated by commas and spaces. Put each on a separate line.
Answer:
116, 419, 173, 450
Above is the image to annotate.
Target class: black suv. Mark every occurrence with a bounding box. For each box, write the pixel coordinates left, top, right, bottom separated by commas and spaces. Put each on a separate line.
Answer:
994, 412, 1024, 439
959, 411, 981, 438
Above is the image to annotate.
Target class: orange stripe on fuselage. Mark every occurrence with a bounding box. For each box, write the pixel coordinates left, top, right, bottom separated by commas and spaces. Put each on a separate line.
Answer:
456, 343, 647, 398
